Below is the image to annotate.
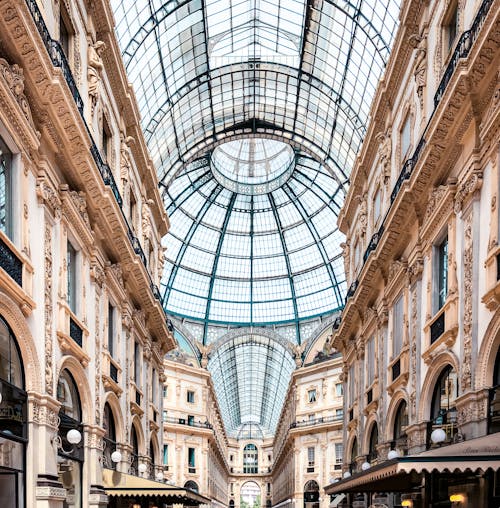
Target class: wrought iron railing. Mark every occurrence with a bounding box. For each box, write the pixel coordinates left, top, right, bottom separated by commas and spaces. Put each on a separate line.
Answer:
163, 416, 212, 429
102, 437, 118, 469
69, 317, 83, 347
0, 236, 22, 286
488, 386, 500, 435
129, 452, 139, 475
109, 363, 118, 383
426, 409, 458, 449
289, 414, 343, 429
363, 226, 384, 263
434, 0, 494, 107
430, 311, 445, 343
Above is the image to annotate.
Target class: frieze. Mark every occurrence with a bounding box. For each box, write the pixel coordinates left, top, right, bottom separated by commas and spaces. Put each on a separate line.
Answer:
31, 401, 59, 429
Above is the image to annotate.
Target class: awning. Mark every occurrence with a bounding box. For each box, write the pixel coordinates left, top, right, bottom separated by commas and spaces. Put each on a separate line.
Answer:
330, 494, 346, 507
325, 433, 500, 495
103, 469, 211, 504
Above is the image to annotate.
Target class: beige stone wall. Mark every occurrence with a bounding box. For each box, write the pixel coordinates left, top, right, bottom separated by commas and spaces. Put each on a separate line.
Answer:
0, 0, 174, 506
334, 0, 500, 473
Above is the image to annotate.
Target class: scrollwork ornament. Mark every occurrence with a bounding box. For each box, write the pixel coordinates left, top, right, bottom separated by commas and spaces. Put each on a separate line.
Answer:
44, 223, 54, 395
461, 212, 473, 391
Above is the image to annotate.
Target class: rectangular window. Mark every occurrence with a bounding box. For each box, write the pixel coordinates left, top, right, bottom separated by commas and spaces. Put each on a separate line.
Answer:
348, 364, 355, 407
401, 115, 411, 159
59, 12, 70, 58
107, 303, 114, 357
188, 447, 195, 468
373, 188, 381, 226
67, 241, 77, 314
267, 483, 271, 495
0, 136, 13, 237
437, 236, 448, 310
163, 385, 168, 398
187, 390, 195, 403
392, 295, 404, 358
335, 443, 344, 463
308, 389, 317, 403
335, 383, 343, 397
188, 415, 194, 426
366, 337, 375, 387
102, 118, 112, 163
308, 413, 315, 422
336, 408, 344, 419
163, 444, 168, 465
162, 410, 167, 421
130, 192, 138, 232
152, 368, 157, 403
307, 447, 315, 472
134, 341, 140, 385
446, 4, 459, 51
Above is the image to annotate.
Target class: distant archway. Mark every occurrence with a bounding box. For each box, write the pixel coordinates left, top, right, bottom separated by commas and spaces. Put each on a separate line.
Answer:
304, 480, 320, 508
184, 480, 199, 493
241, 481, 261, 508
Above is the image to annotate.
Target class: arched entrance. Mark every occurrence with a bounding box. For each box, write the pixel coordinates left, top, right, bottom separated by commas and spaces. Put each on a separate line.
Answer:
241, 481, 261, 508
0, 315, 27, 508
184, 480, 199, 493
304, 480, 319, 508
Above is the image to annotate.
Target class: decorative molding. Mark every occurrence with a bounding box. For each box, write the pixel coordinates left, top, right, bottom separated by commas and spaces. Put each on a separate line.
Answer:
454, 171, 483, 214
44, 222, 54, 395
461, 210, 473, 391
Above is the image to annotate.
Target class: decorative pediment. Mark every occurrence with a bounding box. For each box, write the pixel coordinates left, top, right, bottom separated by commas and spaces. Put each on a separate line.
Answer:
0, 58, 37, 133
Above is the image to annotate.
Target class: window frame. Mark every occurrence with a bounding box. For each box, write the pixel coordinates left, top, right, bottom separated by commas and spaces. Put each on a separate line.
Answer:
400, 113, 411, 161
435, 235, 449, 312
307, 388, 317, 403
67, 240, 78, 315
187, 390, 195, 404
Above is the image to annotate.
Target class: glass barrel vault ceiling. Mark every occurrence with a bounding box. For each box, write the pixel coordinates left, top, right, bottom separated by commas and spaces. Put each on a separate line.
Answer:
111, 0, 400, 329
111, 0, 401, 437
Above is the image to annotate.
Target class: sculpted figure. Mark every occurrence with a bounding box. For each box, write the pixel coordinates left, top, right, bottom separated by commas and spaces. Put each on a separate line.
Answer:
88, 41, 106, 112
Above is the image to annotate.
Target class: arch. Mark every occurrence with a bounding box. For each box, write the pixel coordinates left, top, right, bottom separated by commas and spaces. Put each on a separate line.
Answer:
348, 435, 358, 464
103, 392, 125, 444
0, 292, 42, 391
240, 481, 261, 508
56, 356, 93, 425
393, 400, 408, 441
0, 314, 24, 388
429, 364, 458, 423
131, 416, 145, 455
418, 351, 459, 421
149, 432, 160, 465
385, 389, 408, 442
184, 480, 199, 493
362, 414, 379, 454
304, 480, 319, 492
476, 312, 500, 389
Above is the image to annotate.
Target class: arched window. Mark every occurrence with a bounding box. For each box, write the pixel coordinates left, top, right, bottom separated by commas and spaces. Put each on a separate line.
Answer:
229, 500, 235, 508
368, 424, 378, 462
243, 443, 258, 474
304, 480, 319, 508
393, 400, 408, 440
103, 403, 117, 469
349, 437, 358, 472
489, 346, 500, 434
430, 365, 458, 423
0, 316, 27, 508
56, 369, 83, 508
130, 424, 139, 475
184, 480, 199, 493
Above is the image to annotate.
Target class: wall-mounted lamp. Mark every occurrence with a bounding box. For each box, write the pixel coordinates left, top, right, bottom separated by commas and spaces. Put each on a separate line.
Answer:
430, 428, 447, 444
361, 462, 371, 471
450, 494, 465, 503
343, 471, 351, 478
387, 449, 400, 460
138, 462, 148, 474
156, 471, 164, 481
111, 450, 122, 463
52, 428, 82, 453
401, 501, 413, 507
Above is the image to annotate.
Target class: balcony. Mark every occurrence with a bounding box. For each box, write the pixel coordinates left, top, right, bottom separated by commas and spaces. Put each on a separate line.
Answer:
289, 414, 343, 429
163, 416, 213, 429
0, 235, 22, 287
430, 311, 445, 344
488, 386, 500, 434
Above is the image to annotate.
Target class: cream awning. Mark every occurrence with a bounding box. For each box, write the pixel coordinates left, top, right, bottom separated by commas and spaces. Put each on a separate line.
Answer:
103, 469, 211, 504
325, 433, 500, 495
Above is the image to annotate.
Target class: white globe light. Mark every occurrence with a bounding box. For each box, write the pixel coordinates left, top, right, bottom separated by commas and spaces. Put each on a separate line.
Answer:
361, 461, 371, 470
66, 429, 82, 445
0, 391, 2, 404
343, 471, 351, 478
156, 471, 164, 481
387, 449, 400, 460
138, 463, 148, 474
431, 428, 447, 444
111, 450, 122, 463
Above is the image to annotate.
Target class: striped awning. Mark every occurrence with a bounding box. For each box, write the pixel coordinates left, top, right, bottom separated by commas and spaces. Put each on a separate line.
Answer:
325, 434, 500, 495
103, 469, 210, 504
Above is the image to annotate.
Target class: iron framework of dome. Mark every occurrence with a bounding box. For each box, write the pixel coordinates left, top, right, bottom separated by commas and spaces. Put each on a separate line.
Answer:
111, 0, 401, 435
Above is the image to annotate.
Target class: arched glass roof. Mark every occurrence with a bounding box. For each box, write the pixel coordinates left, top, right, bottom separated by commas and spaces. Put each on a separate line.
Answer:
207, 334, 295, 438
161, 151, 346, 328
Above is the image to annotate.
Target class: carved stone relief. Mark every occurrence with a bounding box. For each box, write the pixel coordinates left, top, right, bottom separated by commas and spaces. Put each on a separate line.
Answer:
461, 212, 473, 391
44, 222, 54, 395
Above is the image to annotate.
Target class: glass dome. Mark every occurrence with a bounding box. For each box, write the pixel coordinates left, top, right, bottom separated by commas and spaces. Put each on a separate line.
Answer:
211, 138, 295, 195
161, 152, 346, 328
